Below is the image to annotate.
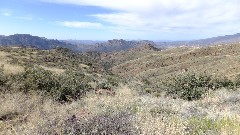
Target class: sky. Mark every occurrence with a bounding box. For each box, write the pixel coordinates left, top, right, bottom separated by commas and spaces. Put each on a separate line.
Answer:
0, 0, 240, 40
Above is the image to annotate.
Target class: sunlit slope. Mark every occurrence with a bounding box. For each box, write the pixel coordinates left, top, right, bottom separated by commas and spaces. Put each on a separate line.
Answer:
109, 44, 240, 82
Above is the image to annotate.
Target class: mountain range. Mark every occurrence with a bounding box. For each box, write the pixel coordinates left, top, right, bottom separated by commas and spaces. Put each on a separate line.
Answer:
155, 33, 240, 47
90, 39, 157, 53
1, 33, 240, 52
0, 34, 69, 49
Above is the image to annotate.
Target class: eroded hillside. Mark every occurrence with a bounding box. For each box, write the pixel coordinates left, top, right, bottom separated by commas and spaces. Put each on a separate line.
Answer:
1, 44, 240, 134
104, 44, 240, 82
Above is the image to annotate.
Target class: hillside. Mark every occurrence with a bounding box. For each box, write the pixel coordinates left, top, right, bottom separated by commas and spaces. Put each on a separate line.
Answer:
91, 39, 157, 53
0, 34, 73, 50
156, 33, 240, 47
1, 42, 240, 134
191, 33, 240, 45
0, 35, 161, 53
101, 43, 160, 67
64, 33, 240, 51
102, 43, 240, 87
2, 33, 240, 52
63, 39, 159, 53
2, 34, 240, 134
62, 40, 103, 52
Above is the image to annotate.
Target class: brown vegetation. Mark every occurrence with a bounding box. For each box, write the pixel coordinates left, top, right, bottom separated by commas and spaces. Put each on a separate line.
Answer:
1, 44, 240, 134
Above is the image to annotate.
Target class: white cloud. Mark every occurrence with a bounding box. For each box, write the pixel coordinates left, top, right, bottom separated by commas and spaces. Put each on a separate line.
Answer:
57, 21, 103, 28
1, 12, 11, 16
42, 0, 240, 39
0, 9, 12, 16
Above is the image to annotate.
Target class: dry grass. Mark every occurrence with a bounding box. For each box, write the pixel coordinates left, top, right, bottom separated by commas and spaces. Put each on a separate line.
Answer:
39, 65, 65, 74
1, 85, 240, 134
0, 51, 11, 64
109, 43, 240, 84
84, 85, 137, 114
0, 91, 85, 134
2, 64, 24, 74
2, 40, 240, 134
0, 51, 24, 74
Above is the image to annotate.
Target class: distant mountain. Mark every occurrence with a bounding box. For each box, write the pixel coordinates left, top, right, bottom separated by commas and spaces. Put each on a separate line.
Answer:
191, 33, 240, 45
0, 34, 70, 49
63, 39, 158, 53
0, 35, 158, 52
100, 42, 160, 67
63, 40, 105, 45
2, 33, 240, 52
91, 39, 157, 53
155, 33, 240, 48
62, 40, 102, 52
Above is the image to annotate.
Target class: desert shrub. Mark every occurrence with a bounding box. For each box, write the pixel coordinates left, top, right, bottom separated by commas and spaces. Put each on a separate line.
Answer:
144, 87, 153, 94
166, 73, 212, 101
142, 78, 151, 85
14, 66, 60, 94
63, 111, 139, 134
95, 75, 120, 90
57, 70, 92, 101
106, 75, 120, 87
96, 82, 112, 89
101, 61, 113, 71
141, 85, 162, 95
12, 67, 93, 101
165, 73, 236, 100
187, 117, 220, 135
210, 76, 234, 90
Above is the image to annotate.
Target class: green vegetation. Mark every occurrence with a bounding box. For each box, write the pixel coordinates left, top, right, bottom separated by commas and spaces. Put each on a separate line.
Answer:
187, 116, 240, 135
1, 44, 240, 134
0, 66, 120, 102
0, 47, 120, 102
165, 73, 236, 100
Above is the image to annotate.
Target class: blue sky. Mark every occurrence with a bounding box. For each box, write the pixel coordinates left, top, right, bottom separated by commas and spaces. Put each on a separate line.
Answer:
0, 0, 240, 40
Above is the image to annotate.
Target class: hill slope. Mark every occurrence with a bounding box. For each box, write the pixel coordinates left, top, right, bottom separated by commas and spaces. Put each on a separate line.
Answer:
2, 37, 240, 135
91, 39, 157, 53
156, 33, 240, 47
103, 43, 240, 84
0, 34, 72, 50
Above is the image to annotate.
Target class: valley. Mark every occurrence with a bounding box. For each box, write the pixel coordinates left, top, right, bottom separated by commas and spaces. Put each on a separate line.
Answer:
1, 33, 240, 134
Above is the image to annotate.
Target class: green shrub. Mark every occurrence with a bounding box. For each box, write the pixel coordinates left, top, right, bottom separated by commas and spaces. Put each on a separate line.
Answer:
166, 73, 211, 101
13, 67, 93, 101
57, 70, 92, 101
106, 75, 119, 87
142, 78, 151, 85
96, 82, 112, 90
210, 76, 234, 90
95, 75, 120, 90
165, 73, 236, 100
15, 66, 59, 93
